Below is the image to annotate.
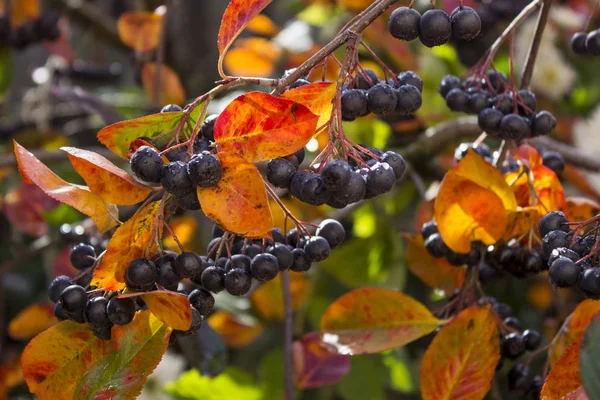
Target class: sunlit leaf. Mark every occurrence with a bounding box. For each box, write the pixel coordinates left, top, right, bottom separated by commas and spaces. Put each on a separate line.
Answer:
62, 147, 151, 205
246, 14, 279, 36
320, 288, 445, 354
92, 201, 163, 291
503, 206, 539, 239
197, 151, 272, 238
281, 82, 336, 128
580, 313, 600, 399
119, 291, 191, 331
542, 340, 588, 399
13, 141, 118, 232
224, 47, 277, 77
566, 197, 600, 222
117, 11, 162, 52
420, 306, 499, 400
208, 311, 263, 348
163, 216, 197, 252
141, 63, 186, 107
250, 273, 308, 320
166, 368, 261, 400
8, 303, 57, 340
532, 164, 566, 214
515, 144, 543, 169
293, 332, 350, 389
550, 300, 600, 366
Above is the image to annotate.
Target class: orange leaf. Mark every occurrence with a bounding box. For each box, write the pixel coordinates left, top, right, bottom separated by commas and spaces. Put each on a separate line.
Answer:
62, 147, 151, 205
92, 201, 163, 291
8, 303, 57, 340
403, 234, 465, 295
224, 46, 277, 77
532, 165, 566, 214
117, 11, 162, 52
163, 216, 197, 252
251, 273, 308, 320
320, 288, 445, 354
542, 341, 587, 399
504, 206, 540, 239
515, 144, 543, 169
0, 356, 24, 399
435, 151, 517, 253
214, 92, 318, 162
281, 82, 336, 128
217, 0, 273, 77
13, 141, 118, 232
208, 311, 263, 348
119, 291, 192, 331
550, 300, 600, 366
141, 63, 186, 107
0, 0, 39, 26
197, 151, 273, 238
339, 0, 372, 11
566, 197, 600, 222
246, 14, 279, 37
420, 306, 500, 400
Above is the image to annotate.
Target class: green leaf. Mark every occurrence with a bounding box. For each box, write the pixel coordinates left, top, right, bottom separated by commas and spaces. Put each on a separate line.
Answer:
580, 312, 600, 398
166, 367, 261, 400
337, 356, 386, 400
259, 349, 285, 400
382, 351, 415, 393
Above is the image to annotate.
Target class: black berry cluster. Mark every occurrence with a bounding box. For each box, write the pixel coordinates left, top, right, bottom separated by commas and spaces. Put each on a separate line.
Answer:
341, 70, 423, 121
439, 71, 557, 140
1, 11, 61, 51
571, 30, 600, 56
422, 221, 485, 267
388, 6, 481, 47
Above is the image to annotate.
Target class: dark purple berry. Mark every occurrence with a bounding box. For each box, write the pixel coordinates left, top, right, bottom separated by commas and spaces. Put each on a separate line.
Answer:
187, 151, 222, 187
130, 146, 164, 184
388, 7, 421, 41
125, 258, 157, 292
107, 297, 136, 325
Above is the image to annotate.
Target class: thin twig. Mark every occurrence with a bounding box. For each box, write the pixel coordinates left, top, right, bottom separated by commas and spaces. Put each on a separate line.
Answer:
281, 269, 295, 400
521, 0, 553, 88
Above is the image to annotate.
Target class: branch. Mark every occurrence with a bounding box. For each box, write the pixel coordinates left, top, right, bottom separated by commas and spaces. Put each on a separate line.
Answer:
281, 270, 295, 400
521, 0, 553, 88
533, 136, 600, 172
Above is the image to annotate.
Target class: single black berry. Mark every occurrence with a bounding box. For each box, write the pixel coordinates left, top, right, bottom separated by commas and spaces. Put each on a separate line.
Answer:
322, 160, 352, 192
542, 230, 570, 261
60, 285, 87, 313
175, 251, 204, 281
304, 236, 331, 262
542, 151, 565, 174
397, 71, 423, 92
289, 171, 311, 201
224, 268, 252, 296
162, 161, 193, 195
549, 256, 581, 287
421, 221, 438, 240
341, 89, 368, 120
267, 158, 297, 189
518, 90, 537, 113
388, 7, 421, 41
334, 171, 366, 206
271, 228, 285, 244
268, 243, 294, 270
523, 329, 542, 351
424, 233, 449, 258
125, 258, 158, 291
301, 174, 331, 206
572, 32, 588, 54
156, 255, 181, 290
177, 307, 203, 336
290, 248, 311, 272
200, 114, 218, 142
225, 254, 252, 272
579, 268, 600, 299
419, 9, 452, 47
538, 211, 569, 238
176, 190, 201, 211
365, 162, 396, 197
70, 243, 96, 270
501, 333, 526, 359
54, 302, 69, 321
395, 84, 422, 115
468, 91, 489, 114
316, 219, 345, 249
439, 75, 461, 97
188, 288, 215, 316
48, 275, 74, 303
586, 30, 600, 56
445, 88, 469, 112
532, 111, 557, 136
200, 266, 226, 293
478, 107, 503, 134
161, 104, 182, 113
381, 151, 406, 180
251, 253, 279, 281
130, 146, 164, 184
187, 151, 222, 187
500, 114, 531, 140
353, 69, 380, 90
107, 297, 136, 325
84, 296, 111, 328
451, 6, 481, 41
367, 83, 398, 114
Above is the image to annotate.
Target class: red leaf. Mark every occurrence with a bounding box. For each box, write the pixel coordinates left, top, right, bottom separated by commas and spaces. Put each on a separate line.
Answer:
3, 182, 58, 237
117, 11, 162, 52
214, 92, 318, 162
293, 332, 350, 389
281, 82, 336, 128
542, 340, 587, 399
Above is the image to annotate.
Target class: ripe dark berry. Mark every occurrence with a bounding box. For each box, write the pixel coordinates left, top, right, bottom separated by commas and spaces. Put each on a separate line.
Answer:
271, 228, 285, 244
365, 162, 396, 197
508, 364, 533, 395
125, 258, 158, 291
572, 32, 588, 54
504, 317, 521, 331
54, 302, 69, 321
439, 75, 462, 97
200, 114, 218, 142
451, 6, 481, 41
84, 297, 111, 328
224, 268, 252, 296
549, 257, 581, 287
251, 253, 279, 281
532, 111, 557, 136
290, 79, 311, 89
268, 243, 294, 270
421, 221, 438, 240
316, 219, 345, 249
518, 90, 537, 113
525, 252, 543, 273
354, 69, 380, 90
489, 95, 513, 114
175, 251, 204, 280
48, 275, 74, 303
290, 248, 311, 272
501, 333, 526, 359
187, 151, 222, 187
419, 9, 452, 47
381, 151, 406, 180
539, 211, 569, 238
206, 237, 222, 260
177, 307, 203, 336
130, 146, 164, 184
549, 248, 580, 266
216, 257, 228, 269
161, 104, 182, 113
294, 148, 306, 165
397, 71, 423, 92
367, 83, 398, 114
156, 255, 181, 290
225, 254, 252, 272
200, 266, 226, 293
530, 376, 543, 399
579, 268, 600, 299
523, 329, 542, 351
188, 288, 215, 316
194, 137, 211, 153
395, 84, 422, 115
332, 171, 366, 207
304, 236, 331, 262
388, 7, 421, 41
267, 158, 297, 189
244, 243, 262, 259
500, 114, 531, 140
341, 89, 368, 120
60, 285, 87, 313
424, 233, 449, 258
289, 171, 311, 201
542, 230, 570, 261
301, 174, 331, 206
586, 30, 600, 56
176, 190, 201, 211
542, 151, 565, 174
162, 161, 193, 195
445, 88, 469, 112
107, 297, 136, 326
70, 243, 96, 270
322, 160, 352, 191
478, 107, 503, 134
468, 91, 489, 114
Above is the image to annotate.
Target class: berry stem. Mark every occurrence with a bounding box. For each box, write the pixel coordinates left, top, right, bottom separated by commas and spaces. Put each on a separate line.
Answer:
160, 216, 185, 253
584, 0, 599, 31
358, 39, 398, 84
264, 183, 311, 237
281, 269, 295, 400
520, 0, 553, 88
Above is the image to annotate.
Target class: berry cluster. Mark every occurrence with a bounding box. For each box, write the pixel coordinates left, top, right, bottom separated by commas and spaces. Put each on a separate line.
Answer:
438, 72, 557, 140
267, 148, 406, 208
388, 6, 481, 47
422, 221, 484, 267
0, 11, 61, 51
571, 30, 600, 56
341, 70, 423, 121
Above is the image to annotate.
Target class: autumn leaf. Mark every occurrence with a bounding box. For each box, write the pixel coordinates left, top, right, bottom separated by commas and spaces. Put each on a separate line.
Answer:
503, 206, 540, 239
250, 273, 308, 320
3, 182, 58, 237
532, 164, 566, 214
214, 92, 318, 162
141, 63, 186, 107
293, 332, 351, 389
119, 291, 192, 331
420, 306, 500, 400
435, 150, 518, 253
550, 300, 600, 366
281, 82, 337, 128
246, 14, 279, 37
198, 151, 273, 238
13, 141, 119, 232
580, 313, 600, 399
62, 147, 151, 205
542, 340, 588, 399
92, 201, 163, 291
403, 234, 465, 295
515, 144, 543, 169
0, 0, 39, 26
0, 356, 25, 399
320, 288, 445, 354
8, 303, 57, 340
163, 216, 198, 252
224, 37, 280, 77
217, 0, 273, 77
566, 197, 600, 222
339, 0, 372, 11
117, 11, 162, 52
208, 311, 263, 348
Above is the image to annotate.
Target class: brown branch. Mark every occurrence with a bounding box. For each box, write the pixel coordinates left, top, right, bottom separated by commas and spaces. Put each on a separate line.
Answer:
533, 136, 600, 172
281, 269, 295, 400
521, 0, 553, 88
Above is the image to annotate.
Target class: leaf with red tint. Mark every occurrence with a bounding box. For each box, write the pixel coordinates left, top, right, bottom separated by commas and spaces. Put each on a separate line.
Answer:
97, 112, 184, 159
92, 201, 163, 291
403, 234, 465, 295
3, 182, 58, 237
214, 92, 319, 162
198, 151, 273, 238
503, 206, 540, 240
281, 82, 336, 128
0, 355, 24, 399
62, 147, 151, 205
550, 300, 600, 366
542, 340, 588, 399
14, 141, 119, 232
118, 291, 191, 331
0, 0, 39, 26
515, 144, 543, 169
208, 311, 263, 348
293, 332, 351, 389
117, 11, 162, 52
224, 37, 280, 77
566, 197, 600, 222
251, 273, 308, 320
420, 306, 500, 400
532, 164, 566, 213
8, 303, 57, 340
141, 63, 186, 107
320, 288, 444, 354
217, 0, 273, 77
